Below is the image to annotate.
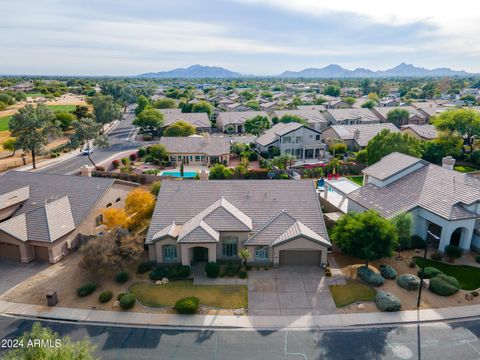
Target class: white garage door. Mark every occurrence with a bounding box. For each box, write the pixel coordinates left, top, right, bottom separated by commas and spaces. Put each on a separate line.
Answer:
279, 250, 321, 266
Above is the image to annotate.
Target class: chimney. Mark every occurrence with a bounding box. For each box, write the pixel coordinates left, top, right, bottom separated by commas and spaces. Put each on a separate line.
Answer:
353, 129, 360, 141
80, 165, 93, 177
442, 156, 456, 170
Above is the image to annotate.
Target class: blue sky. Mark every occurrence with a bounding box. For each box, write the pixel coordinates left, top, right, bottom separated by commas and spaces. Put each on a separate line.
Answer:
1, 0, 479, 75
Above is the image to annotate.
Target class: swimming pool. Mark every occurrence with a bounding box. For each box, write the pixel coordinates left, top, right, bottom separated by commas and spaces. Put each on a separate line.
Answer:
161, 171, 197, 178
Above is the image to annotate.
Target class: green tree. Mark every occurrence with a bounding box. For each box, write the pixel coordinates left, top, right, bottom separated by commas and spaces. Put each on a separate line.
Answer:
153, 98, 176, 109
133, 109, 164, 136
89, 95, 122, 128
118, 86, 137, 113
366, 129, 422, 165
231, 142, 247, 157
361, 100, 376, 109
73, 105, 89, 119
1, 322, 98, 360
246, 100, 260, 110
244, 115, 270, 136
279, 114, 306, 125
135, 95, 150, 115
239, 248, 250, 265
392, 212, 413, 253
9, 104, 60, 169
2, 138, 17, 157
367, 92, 380, 102
208, 164, 233, 179
240, 90, 255, 101
191, 101, 213, 117
432, 109, 480, 154
332, 210, 398, 267
163, 120, 196, 137
315, 97, 327, 105
422, 136, 463, 164
342, 97, 356, 107
55, 111, 76, 131
387, 108, 410, 126
149, 144, 168, 164
70, 117, 109, 167
272, 154, 296, 169
324, 85, 340, 97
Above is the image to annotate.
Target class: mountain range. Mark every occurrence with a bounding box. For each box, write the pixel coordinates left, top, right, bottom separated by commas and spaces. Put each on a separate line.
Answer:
138, 63, 477, 78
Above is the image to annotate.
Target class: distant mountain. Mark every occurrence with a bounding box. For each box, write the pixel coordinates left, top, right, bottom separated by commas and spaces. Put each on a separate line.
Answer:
138, 64, 242, 78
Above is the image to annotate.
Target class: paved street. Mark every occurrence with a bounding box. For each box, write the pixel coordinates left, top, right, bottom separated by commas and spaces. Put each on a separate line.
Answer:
38, 108, 142, 175
1, 315, 480, 359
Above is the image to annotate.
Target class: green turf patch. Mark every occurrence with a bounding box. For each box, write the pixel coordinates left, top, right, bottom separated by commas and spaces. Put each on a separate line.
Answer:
47, 105, 76, 113
346, 175, 364, 186
328, 280, 376, 307
0, 115, 12, 132
414, 257, 480, 290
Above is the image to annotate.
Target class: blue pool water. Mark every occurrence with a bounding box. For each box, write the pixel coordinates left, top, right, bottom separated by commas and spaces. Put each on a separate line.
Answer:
161, 171, 197, 178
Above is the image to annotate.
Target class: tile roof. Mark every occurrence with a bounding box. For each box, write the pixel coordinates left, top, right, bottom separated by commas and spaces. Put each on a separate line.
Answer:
160, 111, 211, 128
329, 123, 400, 147
273, 110, 328, 126
217, 111, 268, 126
272, 220, 330, 247
255, 122, 303, 147
0, 186, 30, 211
362, 152, 424, 181
401, 124, 438, 140
159, 136, 230, 156
373, 106, 427, 121
326, 109, 381, 123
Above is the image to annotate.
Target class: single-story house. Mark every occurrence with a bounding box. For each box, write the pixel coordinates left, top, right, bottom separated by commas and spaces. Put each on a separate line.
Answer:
159, 136, 230, 166
0, 171, 137, 263
218, 102, 251, 112
146, 180, 331, 266
255, 122, 326, 160
216, 111, 268, 133
259, 101, 280, 111
325, 99, 350, 109
273, 110, 328, 132
372, 106, 428, 125
378, 99, 400, 107
321, 123, 400, 150
347, 152, 480, 253
323, 109, 381, 125
400, 124, 439, 141
160, 110, 212, 133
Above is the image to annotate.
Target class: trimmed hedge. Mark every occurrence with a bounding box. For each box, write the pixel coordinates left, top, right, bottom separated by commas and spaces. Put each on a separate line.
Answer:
357, 266, 384, 287
417, 266, 443, 279
375, 291, 401, 312
119, 293, 136, 309
429, 274, 460, 296
99, 291, 113, 303
397, 274, 420, 290
379, 265, 397, 279
115, 271, 129, 284
149, 265, 191, 281
175, 297, 200, 314
77, 282, 96, 297
239, 270, 248, 279
117, 292, 127, 301
138, 261, 156, 274
445, 245, 462, 260
205, 262, 220, 278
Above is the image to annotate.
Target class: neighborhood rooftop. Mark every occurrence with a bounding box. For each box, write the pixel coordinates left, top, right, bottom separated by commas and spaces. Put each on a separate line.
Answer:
255, 122, 304, 147
159, 136, 230, 156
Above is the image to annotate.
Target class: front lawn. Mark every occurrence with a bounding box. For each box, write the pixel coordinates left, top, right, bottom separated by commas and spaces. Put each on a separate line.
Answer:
328, 280, 376, 307
0, 115, 11, 132
130, 280, 248, 309
47, 105, 77, 112
414, 257, 480, 290
346, 175, 363, 186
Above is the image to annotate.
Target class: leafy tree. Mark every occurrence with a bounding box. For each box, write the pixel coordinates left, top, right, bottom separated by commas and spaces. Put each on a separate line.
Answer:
163, 120, 196, 137
239, 248, 250, 265
1, 322, 98, 360
9, 104, 60, 169
125, 188, 155, 229
55, 111, 76, 130
272, 154, 295, 169
361, 100, 376, 109
118, 86, 137, 112
279, 114, 306, 125
73, 105, 89, 119
148, 144, 168, 164
135, 95, 150, 115
367, 92, 380, 102
324, 85, 340, 97
102, 207, 129, 229
366, 129, 422, 165
240, 90, 255, 101
332, 210, 398, 267
342, 97, 356, 107
232, 142, 247, 157
0, 101, 7, 110
89, 95, 122, 127
0, 93, 15, 105
191, 101, 213, 117
150, 181, 161, 196
432, 109, 480, 153
392, 212, 413, 253
245, 115, 270, 136
387, 108, 410, 126
460, 94, 476, 104
153, 98, 176, 109
208, 164, 233, 179
133, 109, 164, 136
70, 117, 109, 167
421, 136, 463, 164
315, 97, 327, 105
2, 138, 17, 157
355, 149, 368, 164
246, 100, 260, 110
329, 142, 347, 155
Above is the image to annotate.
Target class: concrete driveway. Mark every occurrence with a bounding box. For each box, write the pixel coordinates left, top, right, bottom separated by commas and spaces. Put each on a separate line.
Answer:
0, 259, 48, 296
248, 266, 341, 315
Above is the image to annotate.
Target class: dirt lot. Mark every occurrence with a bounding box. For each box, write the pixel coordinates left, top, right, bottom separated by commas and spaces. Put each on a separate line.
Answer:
333, 250, 480, 314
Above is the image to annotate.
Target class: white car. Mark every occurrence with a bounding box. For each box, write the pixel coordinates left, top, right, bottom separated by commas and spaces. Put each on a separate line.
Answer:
81, 147, 93, 155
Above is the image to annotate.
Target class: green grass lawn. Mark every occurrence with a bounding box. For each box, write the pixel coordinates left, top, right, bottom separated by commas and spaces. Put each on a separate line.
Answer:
129, 280, 248, 309
328, 280, 376, 307
414, 257, 480, 290
47, 105, 76, 112
454, 165, 479, 173
346, 175, 364, 186
0, 115, 11, 132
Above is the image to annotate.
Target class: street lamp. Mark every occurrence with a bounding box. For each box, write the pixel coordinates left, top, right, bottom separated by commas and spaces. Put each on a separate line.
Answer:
417, 230, 441, 308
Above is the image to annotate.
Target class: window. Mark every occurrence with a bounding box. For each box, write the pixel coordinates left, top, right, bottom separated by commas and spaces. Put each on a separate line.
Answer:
295, 148, 302, 157
315, 135, 320, 140
195, 155, 200, 161
222, 237, 238, 257
295, 136, 302, 143
283, 136, 291, 144
163, 245, 177, 261
95, 214, 103, 227
255, 246, 269, 261
285, 149, 291, 155
106, 203, 112, 208
115, 198, 121, 203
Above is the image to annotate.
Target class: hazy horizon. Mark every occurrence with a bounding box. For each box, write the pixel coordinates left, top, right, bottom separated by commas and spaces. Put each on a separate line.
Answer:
2, 0, 480, 76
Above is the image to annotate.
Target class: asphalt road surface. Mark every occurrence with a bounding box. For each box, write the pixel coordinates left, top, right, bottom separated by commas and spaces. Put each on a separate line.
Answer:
1, 316, 480, 359
38, 108, 141, 175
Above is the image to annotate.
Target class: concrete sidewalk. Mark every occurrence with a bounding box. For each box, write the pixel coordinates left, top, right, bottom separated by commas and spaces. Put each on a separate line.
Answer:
1, 299, 480, 330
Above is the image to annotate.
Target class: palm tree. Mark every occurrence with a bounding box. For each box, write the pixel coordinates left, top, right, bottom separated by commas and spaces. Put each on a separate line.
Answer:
239, 248, 250, 266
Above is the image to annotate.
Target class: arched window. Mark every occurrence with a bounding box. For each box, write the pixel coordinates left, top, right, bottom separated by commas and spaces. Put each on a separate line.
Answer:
163, 245, 177, 261
222, 237, 238, 257
115, 198, 121, 203
255, 246, 269, 261
106, 203, 112, 208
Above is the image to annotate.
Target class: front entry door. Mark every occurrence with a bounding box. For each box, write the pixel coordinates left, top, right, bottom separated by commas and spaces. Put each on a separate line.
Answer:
193, 247, 208, 262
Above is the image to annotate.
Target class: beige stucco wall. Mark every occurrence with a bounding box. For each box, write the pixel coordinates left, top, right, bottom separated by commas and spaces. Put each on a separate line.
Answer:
151, 237, 182, 263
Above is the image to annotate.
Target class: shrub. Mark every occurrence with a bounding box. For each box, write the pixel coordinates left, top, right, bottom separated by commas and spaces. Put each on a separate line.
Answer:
137, 261, 156, 274
137, 147, 147, 157
175, 297, 200, 314
379, 264, 397, 279
117, 292, 127, 301
417, 266, 443, 279
476, 255, 480, 264
278, 173, 289, 180
168, 265, 191, 279
444, 245, 462, 260
99, 291, 113, 303
205, 262, 220, 278
149, 267, 168, 281
129, 153, 137, 161
112, 159, 120, 169
429, 274, 460, 296
115, 271, 129, 284
95, 166, 105, 172
238, 270, 248, 279
225, 262, 241, 276
119, 292, 136, 309
471, 291, 479, 297
245, 265, 252, 271
77, 282, 96, 297
430, 252, 442, 261
357, 266, 384, 287
397, 274, 421, 290
411, 235, 426, 249
375, 291, 401, 312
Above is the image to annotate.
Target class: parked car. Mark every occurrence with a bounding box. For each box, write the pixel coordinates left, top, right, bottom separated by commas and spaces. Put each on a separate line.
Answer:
81, 147, 93, 155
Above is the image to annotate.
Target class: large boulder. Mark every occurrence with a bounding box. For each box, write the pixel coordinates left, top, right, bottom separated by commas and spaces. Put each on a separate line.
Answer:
397, 274, 421, 290
429, 274, 460, 296
375, 291, 401, 312
379, 264, 397, 280
357, 266, 384, 287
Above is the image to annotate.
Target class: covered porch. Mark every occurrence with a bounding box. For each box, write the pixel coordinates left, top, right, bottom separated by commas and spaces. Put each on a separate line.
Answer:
180, 243, 217, 266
